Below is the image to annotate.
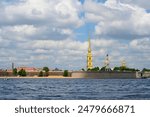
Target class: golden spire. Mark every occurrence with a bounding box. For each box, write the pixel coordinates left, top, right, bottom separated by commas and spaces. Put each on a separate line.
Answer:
88, 37, 91, 52
87, 35, 93, 70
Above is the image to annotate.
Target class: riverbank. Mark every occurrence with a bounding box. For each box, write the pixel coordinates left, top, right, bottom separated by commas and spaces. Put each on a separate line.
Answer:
0, 76, 74, 79
1, 71, 148, 79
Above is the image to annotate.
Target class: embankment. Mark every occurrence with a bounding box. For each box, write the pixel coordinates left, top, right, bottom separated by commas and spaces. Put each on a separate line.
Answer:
71, 71, 140, 79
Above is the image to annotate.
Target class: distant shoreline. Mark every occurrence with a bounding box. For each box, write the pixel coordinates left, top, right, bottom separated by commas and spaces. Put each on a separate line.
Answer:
0, 76, 74, 79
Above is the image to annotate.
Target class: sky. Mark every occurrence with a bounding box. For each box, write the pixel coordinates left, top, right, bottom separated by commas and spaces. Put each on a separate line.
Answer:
0, 0, 150, 70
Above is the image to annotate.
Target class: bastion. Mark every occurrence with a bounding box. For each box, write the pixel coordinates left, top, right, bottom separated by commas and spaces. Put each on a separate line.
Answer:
71, 71, 141, 79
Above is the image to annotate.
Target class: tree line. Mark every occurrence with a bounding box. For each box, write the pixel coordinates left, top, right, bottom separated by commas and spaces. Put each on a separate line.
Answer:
12, 67, 69, 77
82, 66, 149, 72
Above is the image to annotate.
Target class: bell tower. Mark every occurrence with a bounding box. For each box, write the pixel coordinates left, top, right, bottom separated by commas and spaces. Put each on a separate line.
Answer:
87, 36, 93, 70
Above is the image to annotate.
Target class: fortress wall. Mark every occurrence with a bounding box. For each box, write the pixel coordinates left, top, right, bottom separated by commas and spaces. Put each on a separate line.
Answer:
48, 71, 63, 76
27, 71, 72, 77
71, 71, 138, 79
142, 72, 150, 78
49, 71, 72, 76
26, 71, 65, 76
0, 71, 72, 77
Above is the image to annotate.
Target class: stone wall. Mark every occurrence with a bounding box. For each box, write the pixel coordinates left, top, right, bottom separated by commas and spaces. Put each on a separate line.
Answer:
49, 71, 71, 77
0, 71, 72, 77
142, 72, 150, 78
71, 71, 138, 79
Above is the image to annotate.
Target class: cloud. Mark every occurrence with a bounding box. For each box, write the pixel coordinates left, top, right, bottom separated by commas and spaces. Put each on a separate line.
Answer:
1, 36, 126, 69
0, 0, 149, 70
130, 38, 150, 51
121, 0, 150, 9
0, 0, 83, 41
0, 0, 83, 26
84, 0, 150, 39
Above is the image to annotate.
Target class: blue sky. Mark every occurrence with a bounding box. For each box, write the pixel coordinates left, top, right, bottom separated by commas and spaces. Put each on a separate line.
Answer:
0, 0, 150, 70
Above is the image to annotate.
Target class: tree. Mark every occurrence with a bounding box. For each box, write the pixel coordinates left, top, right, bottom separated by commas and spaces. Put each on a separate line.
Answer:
100, 66, 106, 71
38, 71, 43, 77
63, 70, 69, 77
87, 68, 91, 71
13, 68, 18, 76
87, 67, 100, 71
90, 67, 100, 71
113, 66, 138, 72
113, 67, 120, 71
81, 68, 85, 71
43, 67, 49, 76
43, 67, 49, 72
18, 69, 27, 76
142, 68, 150, 72
120, 66, 126, 71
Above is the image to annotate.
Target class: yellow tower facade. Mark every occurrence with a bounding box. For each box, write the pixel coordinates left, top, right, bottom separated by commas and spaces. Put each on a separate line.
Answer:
87, 37, 93, 70
121, 60, 126, 68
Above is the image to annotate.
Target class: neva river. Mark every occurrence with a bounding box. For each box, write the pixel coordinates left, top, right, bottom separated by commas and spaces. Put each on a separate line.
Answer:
0, 78, 150, 100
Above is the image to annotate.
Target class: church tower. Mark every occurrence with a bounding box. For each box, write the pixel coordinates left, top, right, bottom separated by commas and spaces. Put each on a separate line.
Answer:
121, 59, 126, 68
104, 54, 110, 71
87, 36, 93, 70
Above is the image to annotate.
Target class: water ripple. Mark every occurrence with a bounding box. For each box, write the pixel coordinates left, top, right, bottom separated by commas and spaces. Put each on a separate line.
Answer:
0, 78, 150, 100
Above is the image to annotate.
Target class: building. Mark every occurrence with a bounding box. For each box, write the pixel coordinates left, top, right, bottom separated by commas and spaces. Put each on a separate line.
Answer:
121, 59, 126, 68
0, 69, 4, 76
104, 54, 111, 71
17, 67, 37, 72
87, 36, 93, 70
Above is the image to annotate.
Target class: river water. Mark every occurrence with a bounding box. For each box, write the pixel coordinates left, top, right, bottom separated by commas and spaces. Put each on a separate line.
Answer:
0, 78, 150, 100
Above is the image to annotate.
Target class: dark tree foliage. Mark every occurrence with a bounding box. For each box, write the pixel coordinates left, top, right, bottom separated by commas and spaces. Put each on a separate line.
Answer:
43, 67, 49, 72
87, 67, 100, 71
113, 67, 120, 71
91, 67, 100, 71
142, 68, 150, 72
38, 71, 43, 77
100, 66, 106, 71
18, 69, 27, 76
13, 68, 18, 76
113, 67, 139, 72
63, 70, 69, 77
43, 67, 49, 76
81, 68, 85, 71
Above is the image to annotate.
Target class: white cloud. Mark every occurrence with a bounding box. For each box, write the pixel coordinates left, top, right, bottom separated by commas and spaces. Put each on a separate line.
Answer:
0, 0, 149, 70
0, 0, 83, 41
84, 0, 150, 39
130, 38, 150, 51
0, 0, 83, 27
0, 25, 37, 41
121, 0, 150, 9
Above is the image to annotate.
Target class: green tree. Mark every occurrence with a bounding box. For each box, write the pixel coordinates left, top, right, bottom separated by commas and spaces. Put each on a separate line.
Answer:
13, 68, 18, 76
38, 71, 43, 77
81, 68, 85, 71
100, 66, 106, 71
120, 66, 126, 71
113, 67, 120, 71
113, 66, 138, 72
142, 68, 150, 72
63, 70, 69, 77
18, 69, 27, 76
43, 67, 49, 76
90, 67, 100, 71
87, 68, 91, 71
